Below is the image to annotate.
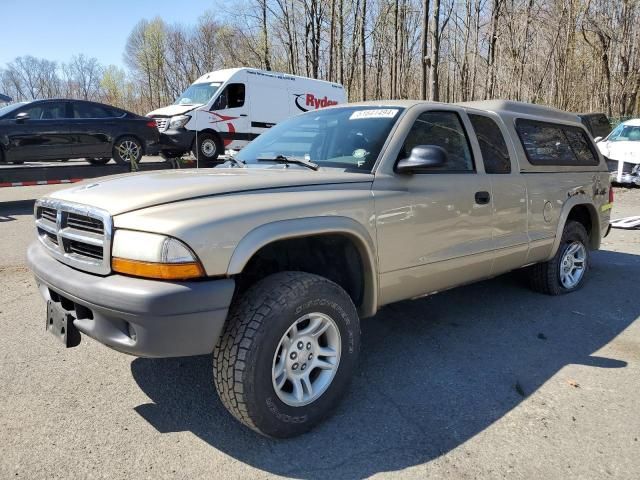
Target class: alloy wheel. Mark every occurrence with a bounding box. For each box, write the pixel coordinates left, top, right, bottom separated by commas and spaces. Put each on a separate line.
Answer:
559, 241, 587, 289
271, 312, 341, 407
117, 140, 141, 163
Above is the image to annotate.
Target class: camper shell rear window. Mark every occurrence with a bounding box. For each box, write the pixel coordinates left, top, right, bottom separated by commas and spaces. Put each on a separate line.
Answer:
515, 119, 599, 167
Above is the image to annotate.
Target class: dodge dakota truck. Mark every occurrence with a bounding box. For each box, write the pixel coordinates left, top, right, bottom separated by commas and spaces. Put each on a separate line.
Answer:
27, 100, 613, 438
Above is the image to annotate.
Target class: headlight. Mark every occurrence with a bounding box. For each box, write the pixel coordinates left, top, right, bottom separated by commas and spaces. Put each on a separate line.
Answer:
111, 230, 204, 280
169, 115, 190, 129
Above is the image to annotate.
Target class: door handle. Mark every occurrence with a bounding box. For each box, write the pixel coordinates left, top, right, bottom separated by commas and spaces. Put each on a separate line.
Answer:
475, 191, 491, 205
239, 114, 248, 117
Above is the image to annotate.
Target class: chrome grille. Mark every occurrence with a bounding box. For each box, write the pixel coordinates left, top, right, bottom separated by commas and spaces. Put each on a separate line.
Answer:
67, 212, 104, 234
154, 117, 168, 132
40, 207, 57, 223
35, 199, 112, 275
68, 240, 103, 259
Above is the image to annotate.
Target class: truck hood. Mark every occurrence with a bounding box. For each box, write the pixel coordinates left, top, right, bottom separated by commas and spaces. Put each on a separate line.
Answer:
46, 168, 374, 216
146, 104, 202, 117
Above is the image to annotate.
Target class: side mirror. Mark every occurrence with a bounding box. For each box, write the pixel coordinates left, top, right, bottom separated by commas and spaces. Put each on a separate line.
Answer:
593, 136, 603, 143
396, 145, 447, 174
15, 112, 30, 123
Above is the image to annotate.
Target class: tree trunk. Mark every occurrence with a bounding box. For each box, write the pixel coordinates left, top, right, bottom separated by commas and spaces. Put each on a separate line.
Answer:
361, 0, 367, 101
328, 0, 336, 81
486, 0, 502, 99
420, 0, 430, 100
429, 0, 440, 101
261, 0, 271, 70
393, 0, 399, 99
338, 0, 344, 86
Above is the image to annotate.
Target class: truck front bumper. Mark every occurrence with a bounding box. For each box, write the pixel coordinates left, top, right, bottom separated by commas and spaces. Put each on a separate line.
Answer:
27, 241, 235, 358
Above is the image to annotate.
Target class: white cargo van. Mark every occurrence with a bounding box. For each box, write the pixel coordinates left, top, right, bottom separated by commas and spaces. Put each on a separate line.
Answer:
147, 68, 346, 161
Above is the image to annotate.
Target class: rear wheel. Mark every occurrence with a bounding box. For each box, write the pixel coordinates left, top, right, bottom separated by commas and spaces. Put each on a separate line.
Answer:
193, 132, 222, 162
213, 271, 360, 438
113, 136, 143, 165
87, 158, 111, 166
529, 221, 590, 295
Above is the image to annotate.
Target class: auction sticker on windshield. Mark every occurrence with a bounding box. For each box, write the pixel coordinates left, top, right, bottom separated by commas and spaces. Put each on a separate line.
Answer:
349, 109, 399, 120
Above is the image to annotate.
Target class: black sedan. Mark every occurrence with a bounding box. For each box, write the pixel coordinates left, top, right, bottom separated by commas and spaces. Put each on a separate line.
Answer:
0, 99, 159, 165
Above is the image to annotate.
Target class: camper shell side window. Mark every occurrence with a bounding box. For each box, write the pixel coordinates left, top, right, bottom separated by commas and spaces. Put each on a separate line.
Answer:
515, 118, 599, 167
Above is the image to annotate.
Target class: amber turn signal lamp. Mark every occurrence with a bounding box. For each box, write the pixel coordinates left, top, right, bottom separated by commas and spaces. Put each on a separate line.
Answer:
112, 257, 204, 280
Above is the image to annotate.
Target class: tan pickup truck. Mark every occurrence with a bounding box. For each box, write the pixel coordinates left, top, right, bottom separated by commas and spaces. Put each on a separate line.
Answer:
27, 100, 613, 438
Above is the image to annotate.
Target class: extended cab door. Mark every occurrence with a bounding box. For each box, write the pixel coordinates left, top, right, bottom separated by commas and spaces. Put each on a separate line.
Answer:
466, 112, 528, 275
373, 106, 494, 306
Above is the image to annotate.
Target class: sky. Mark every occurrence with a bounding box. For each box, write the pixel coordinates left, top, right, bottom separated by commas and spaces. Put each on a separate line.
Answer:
0, 0, 220, 68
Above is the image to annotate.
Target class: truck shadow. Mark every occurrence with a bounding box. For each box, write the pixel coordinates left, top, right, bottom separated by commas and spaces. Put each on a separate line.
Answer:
0, 199, 34, 222
131, 249, 638, 479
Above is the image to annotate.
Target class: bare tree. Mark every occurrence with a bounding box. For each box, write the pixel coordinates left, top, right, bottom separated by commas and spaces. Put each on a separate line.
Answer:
420, 0, 430, 100
428, 0, 441, 101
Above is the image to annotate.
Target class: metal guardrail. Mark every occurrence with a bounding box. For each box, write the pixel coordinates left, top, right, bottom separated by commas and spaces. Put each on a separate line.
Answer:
0, 157, 206, 187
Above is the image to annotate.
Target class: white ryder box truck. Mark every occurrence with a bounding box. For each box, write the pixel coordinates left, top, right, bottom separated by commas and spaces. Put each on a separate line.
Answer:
147, 68, 346, 161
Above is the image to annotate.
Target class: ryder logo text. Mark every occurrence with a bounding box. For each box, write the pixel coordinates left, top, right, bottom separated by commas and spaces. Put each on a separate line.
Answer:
294, 93, 339, 112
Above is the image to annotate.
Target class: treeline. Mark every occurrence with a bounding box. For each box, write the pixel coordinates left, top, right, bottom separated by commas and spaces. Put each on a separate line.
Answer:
1, 0, 639, 117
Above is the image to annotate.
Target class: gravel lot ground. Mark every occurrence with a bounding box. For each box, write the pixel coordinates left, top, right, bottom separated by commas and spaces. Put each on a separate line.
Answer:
0, 183, 638, 479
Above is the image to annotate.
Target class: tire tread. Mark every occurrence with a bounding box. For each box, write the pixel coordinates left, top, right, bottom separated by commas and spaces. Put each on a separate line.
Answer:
213, 271, 342, 434
529, 220, 589, 295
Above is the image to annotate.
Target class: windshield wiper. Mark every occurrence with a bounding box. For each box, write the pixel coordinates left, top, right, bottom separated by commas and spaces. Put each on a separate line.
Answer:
257, 155, 319, 171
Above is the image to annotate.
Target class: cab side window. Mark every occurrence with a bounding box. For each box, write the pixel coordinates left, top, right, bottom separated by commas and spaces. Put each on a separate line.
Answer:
213, 83, 245, 109
468, 113, 511, 173
399, 111, 474, 172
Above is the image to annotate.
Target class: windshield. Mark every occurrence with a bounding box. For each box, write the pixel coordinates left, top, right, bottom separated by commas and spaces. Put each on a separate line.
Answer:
174, 82, 222, 106
0, 102, 28, 118
236, 106, 404, 171
606, 124, 640, 142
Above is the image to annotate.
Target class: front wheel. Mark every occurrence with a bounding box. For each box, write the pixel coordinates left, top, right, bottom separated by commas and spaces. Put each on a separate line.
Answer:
193, 132, 222, 162
213, 271, 360, 438
529, 220, 590, 295
113, 136, 143, 165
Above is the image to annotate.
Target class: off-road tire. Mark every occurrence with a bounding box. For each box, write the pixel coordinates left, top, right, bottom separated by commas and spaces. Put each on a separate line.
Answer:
213, 271, 360, 438
529, 220, 590, 295
193, 132, 222, 162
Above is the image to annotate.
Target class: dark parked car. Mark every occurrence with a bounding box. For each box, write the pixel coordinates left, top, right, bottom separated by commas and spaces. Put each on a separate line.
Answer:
0, 99, 159, 165
578, 112, 612, 140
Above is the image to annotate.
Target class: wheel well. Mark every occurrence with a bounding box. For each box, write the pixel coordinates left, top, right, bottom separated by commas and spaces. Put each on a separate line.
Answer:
194, 129, 222, 146
235, 234, 365, 310
566, 204, 598, 248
